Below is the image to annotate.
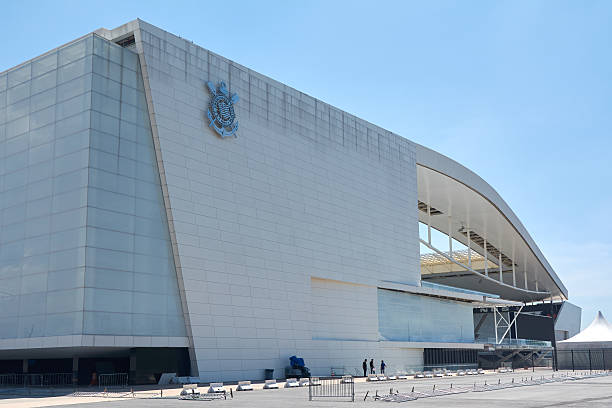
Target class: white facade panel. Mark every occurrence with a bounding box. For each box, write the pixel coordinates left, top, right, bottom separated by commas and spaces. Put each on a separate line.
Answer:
132, 20, 423, 380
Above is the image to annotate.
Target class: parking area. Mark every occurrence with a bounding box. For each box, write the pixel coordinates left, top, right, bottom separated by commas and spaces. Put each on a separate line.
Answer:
1, 369, 612, 408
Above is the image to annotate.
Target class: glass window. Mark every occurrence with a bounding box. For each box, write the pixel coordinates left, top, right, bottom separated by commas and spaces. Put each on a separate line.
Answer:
46, 288, 84, 313
87, 227, 134, 252
92, 73, 121, 100
52, 188, 87, 213
29, 124, 55, 147
90, 130, 118, 154
28, 142, 53, 165
49, 247, 86, 271
55, 111, 90, 137
55, 129, 89, 157
53, 169, 88, 195
50, 228, 86, 252
45, 312, 82, 336
2, 186, 26, 209
4, 168, 27, 190
119, 121, 138, 142
85, 267, 133, 291
6, 98, 29, 122
53, 149, 89, 176
134, 273, 168, 294
5, 116, 29, 139
20, 275, 48, 295
29, 105, 55, 130
118, 139, 137, 161
7, 82, 30, 104
17, 315, 45, 338
57, 73, 91, 102
31, 70, 57, 95
0, 241, 24, 262
89, 150, 118, 174
23, 235, 50, 256
0, 317, 19, 339
27, 178, 53, 201
92, 55, 121, 82
55, 92, 91, 121
3, 150, 27, 174
92, 91, 120, 118
108, 42, 122, 65
87, 188, 134, 215
122, 49, 139, 72
32, 52, 58, 77
91, 111, 119, 135
85, 247, 132, 271
87, 207, 134, 234
24, 216, 51, 238
122, 68, 138, 89
85, 288, 133, 314
51, 207, 87, 232
5, 134, 28, 156
0, 74, 7, 93
59, 36, 92, 66
2, 203, 26, 225
25, 159, 50, 184
83, 311, 131, 335
134, 235, 168, 256
23, 253, 50, 274
93, 35, 109, 59
26, 196, 52, 219
47, 268, 85, 291
30, 88, 57, 112
132, 314, 167, 336
1, 222, 24, 243
135, 181, 162, 202
7, 63, 31, 88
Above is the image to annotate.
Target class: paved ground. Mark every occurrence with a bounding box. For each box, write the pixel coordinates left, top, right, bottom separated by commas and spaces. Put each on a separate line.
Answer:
1, 369, 612, 407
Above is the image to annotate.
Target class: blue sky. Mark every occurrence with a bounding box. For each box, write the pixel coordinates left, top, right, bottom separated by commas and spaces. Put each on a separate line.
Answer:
2, 1, 611, 328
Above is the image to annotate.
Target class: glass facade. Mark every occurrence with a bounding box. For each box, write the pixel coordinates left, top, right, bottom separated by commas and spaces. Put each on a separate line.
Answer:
0, 34, 186, 339
378, 289, 475, 343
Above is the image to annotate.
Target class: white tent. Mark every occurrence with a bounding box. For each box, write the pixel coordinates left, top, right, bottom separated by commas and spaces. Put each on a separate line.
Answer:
557, 311, 612, 352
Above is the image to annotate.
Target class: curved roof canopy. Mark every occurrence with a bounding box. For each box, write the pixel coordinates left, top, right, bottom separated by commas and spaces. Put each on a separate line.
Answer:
416, 144, 567, 302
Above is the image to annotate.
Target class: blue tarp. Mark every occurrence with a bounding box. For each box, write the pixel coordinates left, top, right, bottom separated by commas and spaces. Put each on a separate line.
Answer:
289, 356, 305, 368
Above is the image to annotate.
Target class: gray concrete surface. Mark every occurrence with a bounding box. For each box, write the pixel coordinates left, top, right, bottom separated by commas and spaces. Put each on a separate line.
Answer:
2, 370, 612, 408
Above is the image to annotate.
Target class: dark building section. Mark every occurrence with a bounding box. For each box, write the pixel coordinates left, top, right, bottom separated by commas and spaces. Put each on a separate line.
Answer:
473, 304, 559, 370
424, 348, 478, 369
129, 348, 190, 384
0, 347, 190, 386
0, 359, 23, 374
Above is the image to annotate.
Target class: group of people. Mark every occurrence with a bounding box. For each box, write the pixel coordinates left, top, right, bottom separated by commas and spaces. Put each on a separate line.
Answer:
362, 358, 386, 377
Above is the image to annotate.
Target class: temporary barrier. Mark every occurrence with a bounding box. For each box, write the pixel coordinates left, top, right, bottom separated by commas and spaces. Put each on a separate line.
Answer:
557, 349, 612, 371
98, 373, 129, 389
0, 373, 72, 387
308, 376, 354, 402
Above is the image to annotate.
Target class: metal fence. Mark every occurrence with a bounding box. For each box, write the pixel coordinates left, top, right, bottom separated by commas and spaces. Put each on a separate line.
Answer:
98, 373, 129, 389
374, 371, 612, 402
0, 373, 72, 387
558, 349, 612, 371
309, 376, 354, 402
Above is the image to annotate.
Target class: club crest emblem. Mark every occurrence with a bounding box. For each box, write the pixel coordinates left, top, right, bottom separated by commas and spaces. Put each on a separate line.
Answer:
206, 81, 239, 138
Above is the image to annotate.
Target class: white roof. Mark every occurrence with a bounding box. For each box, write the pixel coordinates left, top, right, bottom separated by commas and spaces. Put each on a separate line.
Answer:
560, 311, 612, 343
416, 145, 567, 301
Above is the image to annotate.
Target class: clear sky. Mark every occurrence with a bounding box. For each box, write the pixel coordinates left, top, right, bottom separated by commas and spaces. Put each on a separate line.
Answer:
2, 1, 611, 329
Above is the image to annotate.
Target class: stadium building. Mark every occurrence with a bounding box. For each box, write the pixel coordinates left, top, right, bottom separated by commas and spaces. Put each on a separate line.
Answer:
0, 20, 580, 384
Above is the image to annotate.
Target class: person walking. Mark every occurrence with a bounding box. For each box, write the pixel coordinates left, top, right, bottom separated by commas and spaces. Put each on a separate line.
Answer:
370, 358, 375, 374
362, 359, 368, 377
380, 360, 386, 375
